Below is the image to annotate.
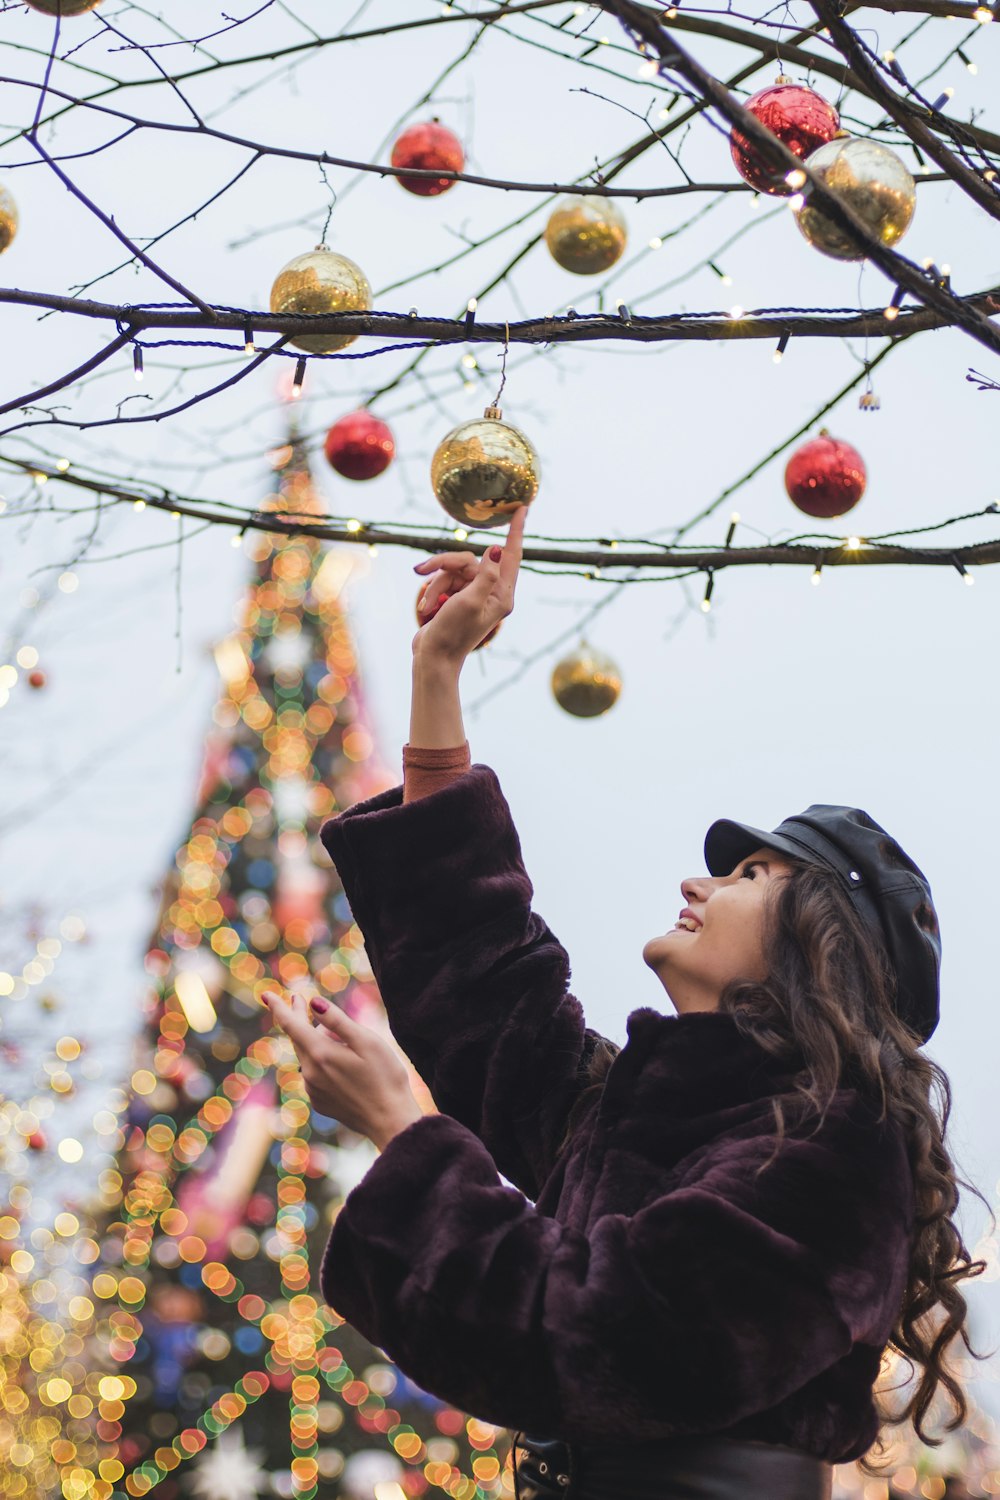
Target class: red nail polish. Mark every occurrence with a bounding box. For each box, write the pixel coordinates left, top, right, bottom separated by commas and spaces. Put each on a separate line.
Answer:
489, 545, 502, 562
437, 592, 449, 605
310, 997, 329, 1013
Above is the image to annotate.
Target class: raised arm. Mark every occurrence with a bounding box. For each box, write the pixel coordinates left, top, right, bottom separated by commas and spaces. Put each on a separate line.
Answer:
320, 510, 613, 1198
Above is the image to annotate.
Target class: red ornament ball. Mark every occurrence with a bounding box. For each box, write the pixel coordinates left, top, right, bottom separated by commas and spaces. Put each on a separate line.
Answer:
324, 410, 395, 481
730, 83, 839, 195
391, 120, 464, 197
28, 670, 46, 689
785, 433, 866, 519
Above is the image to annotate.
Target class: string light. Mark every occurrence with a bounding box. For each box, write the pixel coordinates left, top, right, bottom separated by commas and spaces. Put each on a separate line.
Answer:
845, 535, 863, 551
465, 297, 478, 331
243, 324, 255, 354
701, 572, 715, 612
953, 557, 975, 585
648, 235, 663, 249
974, 3, 994, 17
291, 357, 306, 399
729, 305, 745, 320
957, 48, 978, 73
881, 48, 905, 83
133, 499, 146, 511
789, 192, 806, 211
774, 332, 790, 363
784, 168, 807, 190
55, 458, 70, 472
133, 345, 144, 382
708, 261, 732, 285
883, 285, 906, 320
811, 566, 823, 585
345, 518, 363, 533
930, 86, 955, 111
453, 527, 469, 541
617, 301, 632, 324
724, 512, 740, 547
883, 49, 907, 83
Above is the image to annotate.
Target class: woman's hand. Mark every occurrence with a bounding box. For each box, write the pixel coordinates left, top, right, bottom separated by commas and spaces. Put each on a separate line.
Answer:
412, 504, 527, 666
262, 991, 425, 1151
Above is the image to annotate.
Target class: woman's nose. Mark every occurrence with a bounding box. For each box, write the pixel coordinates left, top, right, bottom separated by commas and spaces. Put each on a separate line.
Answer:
681, 875, 713, 904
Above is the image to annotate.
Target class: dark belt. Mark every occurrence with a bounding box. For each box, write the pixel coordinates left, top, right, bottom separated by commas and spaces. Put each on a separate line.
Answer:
511, 1431, 833, 1500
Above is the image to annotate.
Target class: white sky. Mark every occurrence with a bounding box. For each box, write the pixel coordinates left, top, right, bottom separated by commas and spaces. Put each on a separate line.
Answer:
2, 0, 999, 1431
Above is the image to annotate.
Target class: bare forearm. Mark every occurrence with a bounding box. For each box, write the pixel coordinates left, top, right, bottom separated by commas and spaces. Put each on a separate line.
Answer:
409, 652, 466, 748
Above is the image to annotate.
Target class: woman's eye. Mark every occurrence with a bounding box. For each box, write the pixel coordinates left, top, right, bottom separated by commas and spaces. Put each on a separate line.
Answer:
741, 863, 759, 880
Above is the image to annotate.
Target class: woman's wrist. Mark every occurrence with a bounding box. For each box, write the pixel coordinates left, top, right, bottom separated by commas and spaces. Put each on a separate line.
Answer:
411, 638, 465, 677
409, 648, 467, 748
370, 1097, 425, 1153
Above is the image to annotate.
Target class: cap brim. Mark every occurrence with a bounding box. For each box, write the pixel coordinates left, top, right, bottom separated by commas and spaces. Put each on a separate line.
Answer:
704, 818, 823, 877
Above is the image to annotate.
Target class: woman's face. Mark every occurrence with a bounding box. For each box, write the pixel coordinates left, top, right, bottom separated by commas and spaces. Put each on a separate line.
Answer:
642, 847, 795, 1013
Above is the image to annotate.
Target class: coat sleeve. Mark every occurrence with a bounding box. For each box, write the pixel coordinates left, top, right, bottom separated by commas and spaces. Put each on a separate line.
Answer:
318, 1104, 914, 1443
319, 765, 613, 1199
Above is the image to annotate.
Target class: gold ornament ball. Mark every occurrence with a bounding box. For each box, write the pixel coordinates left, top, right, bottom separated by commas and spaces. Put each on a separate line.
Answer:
792, 136, 916, 261
0, 185, 18, 255
269, 245, 372, 354
430, 405, 539, 529
551, 644, 622, 718
544, 195, 627, 275
25, 0, 102, 12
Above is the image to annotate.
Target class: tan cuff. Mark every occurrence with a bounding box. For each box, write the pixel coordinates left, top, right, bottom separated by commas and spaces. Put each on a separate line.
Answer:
402, 742, 471, 804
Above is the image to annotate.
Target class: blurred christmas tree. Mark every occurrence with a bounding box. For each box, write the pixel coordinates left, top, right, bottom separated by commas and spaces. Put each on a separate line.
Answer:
75, 426, 510, 1500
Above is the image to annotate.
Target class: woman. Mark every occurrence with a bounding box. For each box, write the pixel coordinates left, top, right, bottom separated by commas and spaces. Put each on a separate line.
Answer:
264, 507, 989, 1500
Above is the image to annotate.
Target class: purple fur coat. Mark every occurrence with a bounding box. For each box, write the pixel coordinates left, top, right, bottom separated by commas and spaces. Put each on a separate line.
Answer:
317, 765, 915, 1464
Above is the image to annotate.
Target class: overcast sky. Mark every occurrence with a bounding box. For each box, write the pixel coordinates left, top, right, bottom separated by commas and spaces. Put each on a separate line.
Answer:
2, 0, 999, 1431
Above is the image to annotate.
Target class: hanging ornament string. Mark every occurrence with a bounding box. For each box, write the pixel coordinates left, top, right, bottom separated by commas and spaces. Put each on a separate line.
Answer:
493, 321, 510, 410
319, 179, 339, 248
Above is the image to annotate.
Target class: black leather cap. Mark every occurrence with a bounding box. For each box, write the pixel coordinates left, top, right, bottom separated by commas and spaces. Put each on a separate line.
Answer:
704, 805, 941, 1044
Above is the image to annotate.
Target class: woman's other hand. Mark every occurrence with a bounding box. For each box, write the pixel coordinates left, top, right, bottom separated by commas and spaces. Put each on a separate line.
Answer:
412, 504, 527, 666
261, 991, 424, 1151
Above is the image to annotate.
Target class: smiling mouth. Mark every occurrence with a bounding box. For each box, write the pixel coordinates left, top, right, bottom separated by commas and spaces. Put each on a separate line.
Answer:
673, 917, 700, 932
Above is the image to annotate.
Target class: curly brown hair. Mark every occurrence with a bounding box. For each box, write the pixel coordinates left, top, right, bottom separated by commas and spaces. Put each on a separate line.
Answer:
560, 855, 993, 1472
727, 856, 995, 1472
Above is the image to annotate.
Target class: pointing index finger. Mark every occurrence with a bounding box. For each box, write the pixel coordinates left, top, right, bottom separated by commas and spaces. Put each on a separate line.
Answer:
500, 505, 528, 584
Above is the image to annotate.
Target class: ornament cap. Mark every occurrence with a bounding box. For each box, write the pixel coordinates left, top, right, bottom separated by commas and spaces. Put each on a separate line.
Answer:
483, 404, 503, 420
818, 426, 830, 436
774, 72, 794, 84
